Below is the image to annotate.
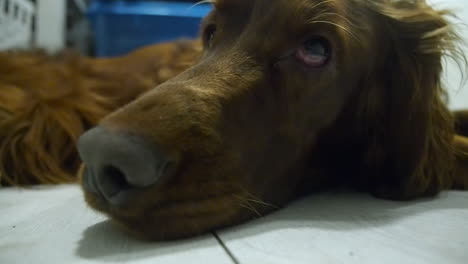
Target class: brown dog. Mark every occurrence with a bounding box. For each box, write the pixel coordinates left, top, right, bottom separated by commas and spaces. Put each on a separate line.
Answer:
1, 0, 468, 240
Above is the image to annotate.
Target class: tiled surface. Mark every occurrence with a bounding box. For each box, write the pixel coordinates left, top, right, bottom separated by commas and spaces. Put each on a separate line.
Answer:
1, 186, 467, 264
218, 191, 468, 264
0, 186, 234, 264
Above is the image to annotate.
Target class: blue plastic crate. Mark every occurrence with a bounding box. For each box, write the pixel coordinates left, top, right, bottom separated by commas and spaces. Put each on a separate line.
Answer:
87, 0, 212, 57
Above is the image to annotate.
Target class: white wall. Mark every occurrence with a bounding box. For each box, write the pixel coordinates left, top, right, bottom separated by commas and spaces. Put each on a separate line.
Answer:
429, 0, 468, 110
34, 0, 66, 52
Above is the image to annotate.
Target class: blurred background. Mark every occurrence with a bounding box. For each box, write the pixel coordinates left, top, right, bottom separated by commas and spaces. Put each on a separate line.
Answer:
0, 0, 467, 108
0, 0, 211, 57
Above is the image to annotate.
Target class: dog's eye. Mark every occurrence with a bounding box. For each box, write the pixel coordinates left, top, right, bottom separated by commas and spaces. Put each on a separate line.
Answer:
296, 37, 331, 67
203, 24, 217, 48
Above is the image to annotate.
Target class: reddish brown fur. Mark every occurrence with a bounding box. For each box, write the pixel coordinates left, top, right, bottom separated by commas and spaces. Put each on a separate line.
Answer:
1, 0, 468, 240
0, 41, 200, 185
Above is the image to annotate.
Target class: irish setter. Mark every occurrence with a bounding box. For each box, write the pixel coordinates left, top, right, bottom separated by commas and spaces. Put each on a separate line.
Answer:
1, 0, 468, 240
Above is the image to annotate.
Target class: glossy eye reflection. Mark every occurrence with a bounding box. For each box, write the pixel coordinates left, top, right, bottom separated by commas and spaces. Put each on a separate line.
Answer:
296, 37, 331, 67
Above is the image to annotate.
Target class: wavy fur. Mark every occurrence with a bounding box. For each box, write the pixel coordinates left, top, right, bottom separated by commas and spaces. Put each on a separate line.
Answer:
0, 41, 200, 185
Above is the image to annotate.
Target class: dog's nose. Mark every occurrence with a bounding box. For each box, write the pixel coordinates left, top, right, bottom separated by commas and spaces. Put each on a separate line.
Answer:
77, 127, 171, 204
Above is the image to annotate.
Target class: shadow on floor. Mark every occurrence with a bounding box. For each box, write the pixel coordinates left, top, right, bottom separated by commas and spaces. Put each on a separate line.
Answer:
75, 190, 468, 261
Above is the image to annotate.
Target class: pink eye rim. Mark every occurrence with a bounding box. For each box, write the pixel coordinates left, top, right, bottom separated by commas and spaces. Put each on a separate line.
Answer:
295, 37, 332, 68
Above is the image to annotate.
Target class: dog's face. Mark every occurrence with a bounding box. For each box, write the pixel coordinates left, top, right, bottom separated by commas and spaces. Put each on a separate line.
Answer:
79, 0, 373, 240
78, 0, 451, 240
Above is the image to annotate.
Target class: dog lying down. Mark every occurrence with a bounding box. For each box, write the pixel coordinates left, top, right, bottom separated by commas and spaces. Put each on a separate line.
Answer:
1, 0, 468, 240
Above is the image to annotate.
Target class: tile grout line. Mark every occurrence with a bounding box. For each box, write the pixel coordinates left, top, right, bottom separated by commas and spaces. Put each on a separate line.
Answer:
212, 231, 240, 264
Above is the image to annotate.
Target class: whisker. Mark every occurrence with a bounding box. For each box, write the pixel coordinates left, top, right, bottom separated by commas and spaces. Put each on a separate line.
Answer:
234, 193, 263, 217
235, 185, 280, 210
308, 12, 356, 28
239, 203, 262, 217
244, 198, 279, 209
193, 0, 215, 7
190, 0, 215, 9
307, 20, 360, 42
295, 0, 335, 20
245, 200, 262, 217
309, 0, 336, 11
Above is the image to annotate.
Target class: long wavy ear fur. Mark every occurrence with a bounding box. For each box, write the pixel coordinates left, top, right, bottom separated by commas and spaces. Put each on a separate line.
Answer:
353, 0, 466, 199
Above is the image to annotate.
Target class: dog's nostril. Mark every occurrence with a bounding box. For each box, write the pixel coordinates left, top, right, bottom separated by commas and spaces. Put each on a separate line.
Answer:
102, 165, 131, 192
78, 126, 175, 204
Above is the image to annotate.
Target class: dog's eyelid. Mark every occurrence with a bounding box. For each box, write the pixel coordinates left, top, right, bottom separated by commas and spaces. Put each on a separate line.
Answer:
293, 36, 332, 68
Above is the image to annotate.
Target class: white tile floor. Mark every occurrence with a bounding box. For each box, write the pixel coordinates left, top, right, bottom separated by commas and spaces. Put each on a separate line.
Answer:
1, 185, 467, 264
0, 186, 232, 264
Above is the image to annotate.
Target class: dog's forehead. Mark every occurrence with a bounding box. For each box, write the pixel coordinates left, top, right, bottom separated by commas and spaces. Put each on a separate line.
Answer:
226, 0, 340, 13
208, 0, 353, 58
240, 0, 344, 40
246, 0, 344, 32
212, 0, 341, 16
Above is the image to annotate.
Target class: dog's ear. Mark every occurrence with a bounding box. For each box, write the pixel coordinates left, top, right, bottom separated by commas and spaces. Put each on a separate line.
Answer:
354, 0, 465, 199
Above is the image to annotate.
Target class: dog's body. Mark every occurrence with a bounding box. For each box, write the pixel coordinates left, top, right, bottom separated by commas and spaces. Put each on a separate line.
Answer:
0, 41, 200, 185
1, 0, 468, 240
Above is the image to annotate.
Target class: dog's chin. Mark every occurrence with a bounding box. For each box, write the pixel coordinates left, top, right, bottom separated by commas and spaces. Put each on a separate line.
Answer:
82, 189, 254, 241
